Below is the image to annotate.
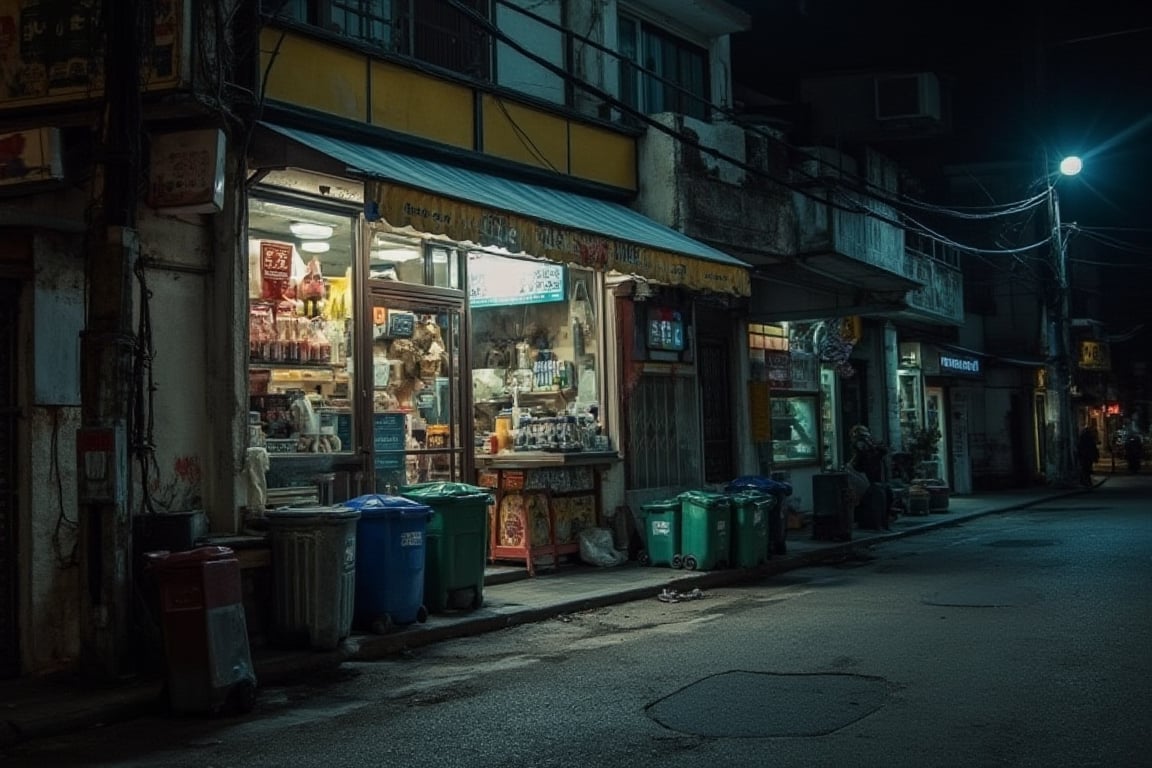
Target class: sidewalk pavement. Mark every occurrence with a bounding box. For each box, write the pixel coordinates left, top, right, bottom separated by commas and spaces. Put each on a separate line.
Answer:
1, 483, 1098, 748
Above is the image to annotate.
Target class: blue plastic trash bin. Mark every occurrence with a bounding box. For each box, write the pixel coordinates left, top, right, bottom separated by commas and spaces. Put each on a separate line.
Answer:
345, 494, 433, 633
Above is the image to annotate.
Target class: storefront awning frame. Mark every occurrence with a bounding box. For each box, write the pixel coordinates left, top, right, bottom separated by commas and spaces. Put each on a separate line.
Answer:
260, 122, 751, 297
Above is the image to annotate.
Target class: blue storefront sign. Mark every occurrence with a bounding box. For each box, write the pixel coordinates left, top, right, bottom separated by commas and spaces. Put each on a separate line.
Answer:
373, 412, 406, 469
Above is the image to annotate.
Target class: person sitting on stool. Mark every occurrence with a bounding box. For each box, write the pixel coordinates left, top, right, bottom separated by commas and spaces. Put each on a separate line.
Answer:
848, 424, 892, 530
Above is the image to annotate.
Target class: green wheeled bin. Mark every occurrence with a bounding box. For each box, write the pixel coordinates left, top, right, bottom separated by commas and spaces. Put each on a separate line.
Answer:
637, 499, 683, 568
728, 491, 770, 568
400, 482, 492, 613
677, 491, 732, 571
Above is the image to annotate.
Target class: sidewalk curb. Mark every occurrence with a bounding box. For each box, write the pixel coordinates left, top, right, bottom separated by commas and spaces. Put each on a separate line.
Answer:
264, 484, 1095, 680
3, 486, 1096, 748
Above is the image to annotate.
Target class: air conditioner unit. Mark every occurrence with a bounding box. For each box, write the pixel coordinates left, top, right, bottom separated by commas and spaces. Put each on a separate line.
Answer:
874, 73, 941, 121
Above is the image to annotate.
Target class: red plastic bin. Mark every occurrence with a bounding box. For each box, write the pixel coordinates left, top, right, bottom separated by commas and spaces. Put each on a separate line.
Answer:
145, 546, 257, 715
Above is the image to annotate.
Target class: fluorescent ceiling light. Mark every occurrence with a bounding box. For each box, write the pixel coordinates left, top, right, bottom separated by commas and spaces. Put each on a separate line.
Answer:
300, 241, 330, 253
289, 222, 334, 239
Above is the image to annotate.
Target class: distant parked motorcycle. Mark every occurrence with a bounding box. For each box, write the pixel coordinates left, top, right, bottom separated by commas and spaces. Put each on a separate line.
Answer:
1124, 434, 1143, 474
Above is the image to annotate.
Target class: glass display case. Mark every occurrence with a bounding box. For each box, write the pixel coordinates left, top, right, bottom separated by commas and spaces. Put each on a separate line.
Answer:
770, 393, 820, 466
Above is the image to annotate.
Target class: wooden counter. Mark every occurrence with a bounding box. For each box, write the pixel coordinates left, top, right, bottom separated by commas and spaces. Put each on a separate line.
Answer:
475, 451, 620, 575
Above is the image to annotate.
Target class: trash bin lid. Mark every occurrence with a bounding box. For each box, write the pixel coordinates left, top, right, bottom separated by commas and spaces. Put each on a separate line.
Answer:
641, 499, 680, 510
400, 482, 493, 504
265, 504, 360, 522
344, 494, 432, 519
728, 490, 778, 509
725, 475, 793, 496
677, 490, 731, 507
144, 545, 235, 569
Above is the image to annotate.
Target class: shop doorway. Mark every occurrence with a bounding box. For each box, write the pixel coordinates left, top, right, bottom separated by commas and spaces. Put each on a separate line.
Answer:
366, 284, 469, 491
698, 337, 733, 483
0, 279, 19, 678
840, 361, 868, 442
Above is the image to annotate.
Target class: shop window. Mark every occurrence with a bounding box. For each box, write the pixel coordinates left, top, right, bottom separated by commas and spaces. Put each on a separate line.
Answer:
770, 394, 820, 466
468, 254, 606, 455
247, 198, 357, 488
368, 231, 461, 289
262, 0, 492, 81
618, 15, 709, 123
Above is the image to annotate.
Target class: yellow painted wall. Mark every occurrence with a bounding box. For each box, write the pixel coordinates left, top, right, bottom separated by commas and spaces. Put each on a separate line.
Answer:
260, 31, 368, 121
370, 61, 475, 149
259, 28, 637, 192
480, 95, 570, 173
570, 122, 637, 191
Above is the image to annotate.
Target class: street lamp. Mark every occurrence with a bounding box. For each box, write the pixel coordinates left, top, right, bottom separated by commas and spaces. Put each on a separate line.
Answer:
1046, 155, 1082, 487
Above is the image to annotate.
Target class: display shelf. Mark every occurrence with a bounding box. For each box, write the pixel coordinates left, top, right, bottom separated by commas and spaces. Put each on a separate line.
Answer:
250, 361, 343, 370
475, 455, 618, 575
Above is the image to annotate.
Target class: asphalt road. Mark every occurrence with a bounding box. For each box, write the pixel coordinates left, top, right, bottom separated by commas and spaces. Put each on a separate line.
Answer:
6, 476, 1151, 768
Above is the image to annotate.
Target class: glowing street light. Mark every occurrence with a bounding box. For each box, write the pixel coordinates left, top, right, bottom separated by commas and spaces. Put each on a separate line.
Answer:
1046, 154, 1083, 486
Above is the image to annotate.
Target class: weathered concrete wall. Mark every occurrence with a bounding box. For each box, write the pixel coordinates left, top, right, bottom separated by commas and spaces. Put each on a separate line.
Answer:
24, 230, 86, 674
13, 184, 230, 675
635, 113, 797, 261
134, 207, 214, 519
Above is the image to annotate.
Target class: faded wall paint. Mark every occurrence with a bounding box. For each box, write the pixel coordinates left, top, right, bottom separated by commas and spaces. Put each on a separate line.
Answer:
24, 232, 85, 674
635, 113, 797, 259
133, 207, 213, 519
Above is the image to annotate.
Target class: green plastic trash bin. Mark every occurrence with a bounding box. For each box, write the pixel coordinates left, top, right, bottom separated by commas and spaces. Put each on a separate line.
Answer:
637, 499, 683, 568
728, 492, 770, 568
677, 491, 732, 571
400, 482, 492, 612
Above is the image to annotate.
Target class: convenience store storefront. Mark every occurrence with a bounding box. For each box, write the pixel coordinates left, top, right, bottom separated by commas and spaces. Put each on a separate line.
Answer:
244, 124, 750, 561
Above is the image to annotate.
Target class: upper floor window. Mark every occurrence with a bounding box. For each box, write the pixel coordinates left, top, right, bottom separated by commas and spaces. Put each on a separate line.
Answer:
618, 15, 709, 122
264, 0, 492, 81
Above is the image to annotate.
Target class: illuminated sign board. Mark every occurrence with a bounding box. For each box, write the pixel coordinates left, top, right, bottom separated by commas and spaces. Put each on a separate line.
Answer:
467, 253, 565, 307
939, 354, 981, 376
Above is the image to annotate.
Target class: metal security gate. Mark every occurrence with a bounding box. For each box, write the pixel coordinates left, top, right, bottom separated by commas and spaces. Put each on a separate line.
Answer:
698, 339, 733, 484
0, 279, 19, 678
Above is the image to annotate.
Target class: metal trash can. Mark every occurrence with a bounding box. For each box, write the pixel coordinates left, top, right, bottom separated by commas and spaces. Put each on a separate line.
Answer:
727, 491, 770, 568
400, 483, 492, 613
677, 491, 732, 571
145, 546, 256, 715
726, 475, 792, 555
265, 505, 360, 650
637, 499, 683, 568
344, 494, 433, 633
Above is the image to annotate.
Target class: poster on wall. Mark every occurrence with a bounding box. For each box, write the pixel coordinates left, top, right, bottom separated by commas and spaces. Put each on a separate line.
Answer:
0, 0, 183, 108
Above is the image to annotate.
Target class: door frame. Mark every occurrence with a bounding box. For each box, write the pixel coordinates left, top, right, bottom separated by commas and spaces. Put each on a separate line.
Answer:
363, 281, 471, 490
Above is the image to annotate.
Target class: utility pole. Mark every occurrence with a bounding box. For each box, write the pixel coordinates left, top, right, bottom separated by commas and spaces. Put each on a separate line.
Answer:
1046, 182, 1077, 487
77, 0, 142, 680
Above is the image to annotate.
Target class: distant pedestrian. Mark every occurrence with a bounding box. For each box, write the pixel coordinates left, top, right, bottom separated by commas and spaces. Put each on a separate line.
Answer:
1077, 425, 1099, 486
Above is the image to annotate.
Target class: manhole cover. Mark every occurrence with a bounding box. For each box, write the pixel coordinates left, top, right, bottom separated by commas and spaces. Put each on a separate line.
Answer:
922, 584, 1043, 607
646, 671, 892, 737
985, 538, 1059, 548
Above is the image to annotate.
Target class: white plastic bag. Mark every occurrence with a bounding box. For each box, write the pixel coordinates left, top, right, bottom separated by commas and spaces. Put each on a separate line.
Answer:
578, 527, 626, 567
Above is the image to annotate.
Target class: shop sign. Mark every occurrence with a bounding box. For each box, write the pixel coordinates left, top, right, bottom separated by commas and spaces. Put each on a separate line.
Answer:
148, 128, 225, 213
766, 352, 791, 388
372, 412, 406, 469
0, 0, 183, 109
370, 183, 751, 297
259, 241, 293, 300
1078, 340, 1111, 371
468, 252, 565, 307
0, 127, 62, 187
938, 354, 982, 377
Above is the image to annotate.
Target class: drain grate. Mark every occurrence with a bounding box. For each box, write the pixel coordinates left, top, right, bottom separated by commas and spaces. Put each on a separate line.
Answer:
647, 671, 893, 737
